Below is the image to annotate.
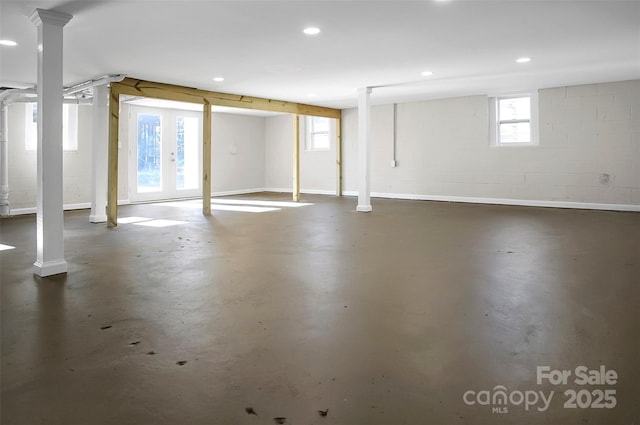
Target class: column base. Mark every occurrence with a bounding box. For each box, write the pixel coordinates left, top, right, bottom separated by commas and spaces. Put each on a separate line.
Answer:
89, 214, 107, 223
356, 204, 372, 212
33, 259, 68, 277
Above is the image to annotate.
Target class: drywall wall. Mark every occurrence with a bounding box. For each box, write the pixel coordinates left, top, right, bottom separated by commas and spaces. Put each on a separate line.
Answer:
211, 112, 265, 194
5, 103, 267, 212
342, 79, 640, 208
264, 115, 292, 191
264, 114, 337, 193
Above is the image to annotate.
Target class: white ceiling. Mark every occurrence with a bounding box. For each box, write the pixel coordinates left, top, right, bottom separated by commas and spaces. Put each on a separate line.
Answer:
1, 0, 639, 111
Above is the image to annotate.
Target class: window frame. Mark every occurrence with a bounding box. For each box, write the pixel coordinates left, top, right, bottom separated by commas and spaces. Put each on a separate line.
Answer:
24, 102, 79, 151
304, 115, 331, 151
489, 92, 539, 147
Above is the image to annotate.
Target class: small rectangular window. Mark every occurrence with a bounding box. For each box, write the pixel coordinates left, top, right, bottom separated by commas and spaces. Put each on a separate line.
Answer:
490, 93, 538, 146
305, 116, 330, 151
25, 103, 79, 151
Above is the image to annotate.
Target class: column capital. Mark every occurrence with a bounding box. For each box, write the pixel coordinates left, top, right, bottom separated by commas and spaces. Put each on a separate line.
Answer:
30, 9, 72, 27
357, 87, 372, 95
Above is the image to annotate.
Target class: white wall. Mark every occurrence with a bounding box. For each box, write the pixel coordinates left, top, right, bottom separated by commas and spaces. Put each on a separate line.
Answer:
5, 79, 638, 213
342, 79, 640, 208
7, 103, 95, 210
6, 103, 267, 212
264, 115, 292, 190
211, 112, 265, 194
264, 114, 337, 193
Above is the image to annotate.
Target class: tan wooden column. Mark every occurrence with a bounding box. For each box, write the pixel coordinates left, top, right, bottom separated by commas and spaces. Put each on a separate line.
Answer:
336, 116, 342, 196
203, 101, 212, 215
107, 87, 119, 228
293, 114, 300, 202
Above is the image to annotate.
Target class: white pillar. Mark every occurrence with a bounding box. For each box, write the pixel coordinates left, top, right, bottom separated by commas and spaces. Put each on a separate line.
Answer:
356, 87, 372, 212
30, 9, 72, 277
0, 102, 9, 216
90, 84, 108, 222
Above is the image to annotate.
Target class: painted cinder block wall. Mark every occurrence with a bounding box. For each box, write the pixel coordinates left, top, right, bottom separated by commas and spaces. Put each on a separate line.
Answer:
341, 79, 640, 207
7, 104, 95, 210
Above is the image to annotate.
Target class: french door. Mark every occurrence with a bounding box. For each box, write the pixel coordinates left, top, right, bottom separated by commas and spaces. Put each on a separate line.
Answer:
129, 106, 202, 202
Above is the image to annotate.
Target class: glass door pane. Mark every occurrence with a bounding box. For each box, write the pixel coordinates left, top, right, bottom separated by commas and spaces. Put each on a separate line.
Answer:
137, 114, 162, 193
176, 116, 199, 191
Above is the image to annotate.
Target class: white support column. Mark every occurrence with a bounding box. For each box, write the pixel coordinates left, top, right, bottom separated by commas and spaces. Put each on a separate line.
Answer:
30, 9, 72, 277
356, 87, 372, 212
0, 102, 9, 216
90, 84, 108, 222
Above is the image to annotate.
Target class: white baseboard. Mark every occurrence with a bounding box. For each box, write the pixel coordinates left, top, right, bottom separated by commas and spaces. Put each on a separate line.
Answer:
9, 199, 131, 216
211, 188, 264, 197
262, 187, 337, 196
8, 192, 636, 215
342, 191, 640, 212
262, 187, 291, 193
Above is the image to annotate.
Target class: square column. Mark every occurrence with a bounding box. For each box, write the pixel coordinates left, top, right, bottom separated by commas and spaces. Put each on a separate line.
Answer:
357, 87, 372, 212
30, 9, 72, 277
293, 114, 300, 202
90, 84, 108, 222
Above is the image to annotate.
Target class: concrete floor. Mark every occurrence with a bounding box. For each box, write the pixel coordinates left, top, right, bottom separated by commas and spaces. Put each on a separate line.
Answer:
1, 193, 639, 425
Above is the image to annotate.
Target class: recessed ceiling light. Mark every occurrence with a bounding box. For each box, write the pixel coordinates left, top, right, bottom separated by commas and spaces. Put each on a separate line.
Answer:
308, 93, 316, 97
516, 57, 531, 63
0, 40, 17, 46
303, 27, 320, 35
421, 71, 433, 76
213, 77, 224, 82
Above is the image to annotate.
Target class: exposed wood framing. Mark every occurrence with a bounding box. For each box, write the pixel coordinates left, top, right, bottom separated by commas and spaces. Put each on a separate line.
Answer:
293, 114, 300, 202
111, 77, 341, 119
107, 88, 119, 228
106, 77, 343, 225
203, 101, 212, 215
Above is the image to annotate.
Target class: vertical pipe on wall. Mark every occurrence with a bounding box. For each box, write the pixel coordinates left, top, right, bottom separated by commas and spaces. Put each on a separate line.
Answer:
336, 115, 342, 196
202, 101, 212, 215
107, 86, 120, 228
292, 114, 300, 202
356, 87, 372, 212
0, 102, 9, 216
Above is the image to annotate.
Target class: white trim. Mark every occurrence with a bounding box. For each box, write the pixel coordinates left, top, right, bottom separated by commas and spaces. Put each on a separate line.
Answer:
262, 187, 336, 195
211, 188, 264, 197
9, 199, 131, 216
343, 191, 639, 212
489, 91, 539, 146
8, 192, 637, 215
262, 187, 291, 193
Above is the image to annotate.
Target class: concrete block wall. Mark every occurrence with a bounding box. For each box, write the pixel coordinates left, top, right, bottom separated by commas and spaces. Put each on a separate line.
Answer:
342, 79, 640, 208
7, 104, 94, 210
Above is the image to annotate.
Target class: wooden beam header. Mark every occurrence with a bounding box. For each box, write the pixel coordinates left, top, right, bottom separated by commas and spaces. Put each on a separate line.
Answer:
111, 77, 341, 119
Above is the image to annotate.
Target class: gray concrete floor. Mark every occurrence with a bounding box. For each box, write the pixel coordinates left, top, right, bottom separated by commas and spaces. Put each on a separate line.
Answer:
1, 193, 639, 425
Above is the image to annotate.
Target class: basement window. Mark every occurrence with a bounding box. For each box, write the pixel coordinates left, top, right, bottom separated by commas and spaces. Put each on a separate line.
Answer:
305, 116, 330, 151
490, 93, 538, 146
25, 103, 79, 151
